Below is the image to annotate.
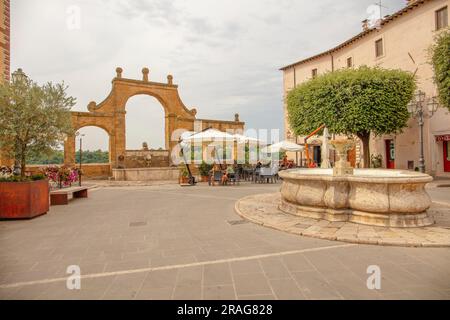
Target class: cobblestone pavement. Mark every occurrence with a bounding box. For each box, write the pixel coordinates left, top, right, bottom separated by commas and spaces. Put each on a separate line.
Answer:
0, 183, 449, 300
236, 193, 450, 247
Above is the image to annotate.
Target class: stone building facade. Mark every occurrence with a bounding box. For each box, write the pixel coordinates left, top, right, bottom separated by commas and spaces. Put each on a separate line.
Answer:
281, 0, 450, 177
0, 0, 11, 166
0, 0, 9, 83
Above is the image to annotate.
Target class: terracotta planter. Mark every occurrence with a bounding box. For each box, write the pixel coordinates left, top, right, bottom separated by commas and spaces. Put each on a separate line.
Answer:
180, 176, 190, 184
201, 176, 209, 182
0, 179, 50, 219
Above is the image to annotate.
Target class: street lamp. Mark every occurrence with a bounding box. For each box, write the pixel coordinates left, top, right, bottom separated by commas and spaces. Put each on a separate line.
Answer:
11, 68, 28, 84
407, 90, 439, 173
76, 132, 86, 187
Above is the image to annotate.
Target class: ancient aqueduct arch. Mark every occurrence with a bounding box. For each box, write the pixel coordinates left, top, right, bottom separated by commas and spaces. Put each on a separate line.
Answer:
65, 67, 245, 170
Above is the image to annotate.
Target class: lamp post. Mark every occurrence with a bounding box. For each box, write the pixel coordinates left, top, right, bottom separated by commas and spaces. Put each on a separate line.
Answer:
11, 69, 28, 175
76, 132, 85, 186
407, 91, 439, 173
11, 68, 27, 84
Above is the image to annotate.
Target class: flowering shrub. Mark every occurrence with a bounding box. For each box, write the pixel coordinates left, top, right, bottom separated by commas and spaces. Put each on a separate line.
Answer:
42, 165, 80, 188
0, 166, 13, 181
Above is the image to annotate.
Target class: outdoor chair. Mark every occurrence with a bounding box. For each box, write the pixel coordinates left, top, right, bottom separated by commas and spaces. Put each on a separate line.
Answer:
259, 167, 278, 184
252, 167, 261, 183
242, 168, 253, 181
227, 172, 240, 185
209, 170, 223, 186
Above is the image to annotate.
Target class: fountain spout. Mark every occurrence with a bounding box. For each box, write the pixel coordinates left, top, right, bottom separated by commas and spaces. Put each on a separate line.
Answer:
330, 139, 356, 176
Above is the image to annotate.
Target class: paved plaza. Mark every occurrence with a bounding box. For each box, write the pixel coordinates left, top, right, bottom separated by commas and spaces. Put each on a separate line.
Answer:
0, 183, 449, 300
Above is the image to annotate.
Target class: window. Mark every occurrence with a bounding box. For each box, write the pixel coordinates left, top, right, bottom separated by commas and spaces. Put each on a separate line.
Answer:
311, 68, 318, 78
346, 57, 353, 68
375, 38, 384, 58
436, 6, 448, 30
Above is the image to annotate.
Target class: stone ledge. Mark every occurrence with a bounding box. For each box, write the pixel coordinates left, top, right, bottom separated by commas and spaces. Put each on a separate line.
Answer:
235, 193, 450, 248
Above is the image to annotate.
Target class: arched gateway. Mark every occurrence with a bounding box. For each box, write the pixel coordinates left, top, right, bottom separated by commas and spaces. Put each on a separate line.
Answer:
65, 68, 245, 175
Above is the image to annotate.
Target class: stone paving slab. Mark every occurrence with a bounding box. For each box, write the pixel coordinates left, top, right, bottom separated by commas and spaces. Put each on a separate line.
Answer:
1, 184, 449, 300
235, 193, 450, 248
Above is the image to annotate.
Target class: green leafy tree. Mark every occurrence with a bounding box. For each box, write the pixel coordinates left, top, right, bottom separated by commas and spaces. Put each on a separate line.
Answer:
75, 150, 109, 164
0, 69, 76, 176
287, 66, 416, 167
430, 28, 450, 111
27, 149, 109, 165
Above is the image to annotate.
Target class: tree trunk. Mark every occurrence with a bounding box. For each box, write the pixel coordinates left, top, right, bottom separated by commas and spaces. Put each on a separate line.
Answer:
357, 132, 371, 168
21, 153, 26, 178
19, 144, 27, 178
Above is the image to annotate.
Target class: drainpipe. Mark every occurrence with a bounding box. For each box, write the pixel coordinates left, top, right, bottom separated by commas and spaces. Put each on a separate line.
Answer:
331, 53, 335, 72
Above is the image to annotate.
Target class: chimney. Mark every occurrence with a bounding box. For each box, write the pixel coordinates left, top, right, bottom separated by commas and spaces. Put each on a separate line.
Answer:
362, 19, 369, 31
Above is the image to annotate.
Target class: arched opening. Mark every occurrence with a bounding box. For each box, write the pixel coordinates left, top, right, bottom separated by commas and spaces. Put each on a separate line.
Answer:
125, 95, 166, 151
75, 126, 110, 164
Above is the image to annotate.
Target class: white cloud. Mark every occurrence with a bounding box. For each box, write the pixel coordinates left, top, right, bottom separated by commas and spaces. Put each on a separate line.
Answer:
12, 0, 406, 150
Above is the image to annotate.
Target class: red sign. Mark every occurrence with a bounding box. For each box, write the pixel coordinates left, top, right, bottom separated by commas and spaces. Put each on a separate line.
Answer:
436, 135, 450, 142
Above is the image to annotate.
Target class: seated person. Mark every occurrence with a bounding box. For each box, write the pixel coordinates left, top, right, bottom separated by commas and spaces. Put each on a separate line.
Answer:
209, 164, 222, 186
281, 155, 289, 168
227, 164, 236, 180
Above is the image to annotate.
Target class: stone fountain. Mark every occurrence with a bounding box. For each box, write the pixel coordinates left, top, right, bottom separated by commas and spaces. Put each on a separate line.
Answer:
278, 139, 434, 228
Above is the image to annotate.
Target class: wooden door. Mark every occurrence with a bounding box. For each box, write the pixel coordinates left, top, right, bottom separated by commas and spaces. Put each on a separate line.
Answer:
347, 147, 356, 168
444, 141, 450, 172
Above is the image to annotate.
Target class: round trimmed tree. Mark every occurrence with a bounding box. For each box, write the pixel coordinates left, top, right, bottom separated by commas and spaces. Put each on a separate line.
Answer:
287, 66, 416, 168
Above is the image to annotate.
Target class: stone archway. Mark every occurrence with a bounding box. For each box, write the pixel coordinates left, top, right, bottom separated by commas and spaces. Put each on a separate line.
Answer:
65, 67, 245, 174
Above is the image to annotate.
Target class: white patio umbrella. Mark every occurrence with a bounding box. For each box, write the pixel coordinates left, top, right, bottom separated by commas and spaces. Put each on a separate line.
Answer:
262, 140, 304, 153
182, 128, 236, 143
179, 131, 195, 149
233, 133, 266, 145
182, 128, 237, 166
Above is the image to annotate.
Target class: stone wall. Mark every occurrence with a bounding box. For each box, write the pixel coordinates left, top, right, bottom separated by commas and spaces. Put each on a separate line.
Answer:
26, 163, 112, 179
112, 167, 179, 181
123, 150, 170, 168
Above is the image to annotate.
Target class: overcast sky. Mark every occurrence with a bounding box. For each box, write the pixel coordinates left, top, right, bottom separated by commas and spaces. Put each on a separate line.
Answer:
12, 0, 406, 151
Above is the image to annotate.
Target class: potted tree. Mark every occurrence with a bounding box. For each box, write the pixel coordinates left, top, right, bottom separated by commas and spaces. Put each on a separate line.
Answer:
179, 165, 190, 184
0, 69, 75, 219
198, 161, 212, 182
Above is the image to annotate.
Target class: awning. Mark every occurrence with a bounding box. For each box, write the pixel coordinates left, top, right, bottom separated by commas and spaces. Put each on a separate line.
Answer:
436, 135, 450, 142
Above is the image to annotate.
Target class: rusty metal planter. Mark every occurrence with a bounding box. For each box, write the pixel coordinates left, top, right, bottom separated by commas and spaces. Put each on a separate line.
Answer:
0, 179, 50, 219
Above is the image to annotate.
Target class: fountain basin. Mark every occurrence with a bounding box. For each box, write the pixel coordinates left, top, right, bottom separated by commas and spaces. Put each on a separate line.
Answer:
279, 168, 434, 228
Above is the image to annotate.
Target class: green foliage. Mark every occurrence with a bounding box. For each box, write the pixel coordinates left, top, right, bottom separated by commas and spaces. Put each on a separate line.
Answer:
287, 66, 416, 167
287, 66, 416, 137
0, 174, 45, 182
179, 165, 189, 178
75, 150, 109, 164
370, 154, 383, 168
31, 174, 46, 181
198, 161, 213, 176
0, 70, 76, 176
430, 28, 450, 111
27, 149, 110, 165
27, 149, 64, 164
